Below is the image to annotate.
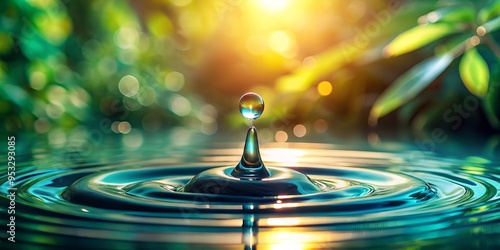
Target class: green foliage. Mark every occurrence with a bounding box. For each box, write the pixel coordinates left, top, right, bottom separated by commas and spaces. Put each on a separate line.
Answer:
432, 6, 475, 23
269, 0, 500, 132
384, 23, 459, 57
369, 0, 500, 127
369, 52, 455, 125
481, 15, 500, 33
0, 0, 203, 134
1, 0, 499, 137
459, 47, 490, 97
479, 0, 500, 23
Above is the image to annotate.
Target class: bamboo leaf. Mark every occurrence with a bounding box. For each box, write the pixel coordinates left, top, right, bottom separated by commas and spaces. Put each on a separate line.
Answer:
0, 83, 33, 110
479, 0, 500, 23
384, 23, 458, 57
425, 6, 474, 24
478, 15, 500, 34
459, 47, 489, 97
369, 53, 454, 125
276, 44, 365, 93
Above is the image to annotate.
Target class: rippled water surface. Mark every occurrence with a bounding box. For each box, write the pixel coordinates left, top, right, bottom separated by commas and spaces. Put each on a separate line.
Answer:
1, 137, 500, 249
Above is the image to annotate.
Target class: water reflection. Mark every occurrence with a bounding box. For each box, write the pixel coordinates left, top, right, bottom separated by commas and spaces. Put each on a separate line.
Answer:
0, 134, 499, 249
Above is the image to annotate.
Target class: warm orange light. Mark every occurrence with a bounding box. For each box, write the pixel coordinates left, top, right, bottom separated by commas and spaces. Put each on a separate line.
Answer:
313, 119, 328, 133
260, 229, 336, 249
302, 56, 317, 69
268, 30, 298, 58
317, 81, 332, 96
263, 148, 304, 164
275, 131, 288, 142
246, 35, 267, 55
117, 121, 131, 134
273, 202, 298, 209
293, 124, 307, 137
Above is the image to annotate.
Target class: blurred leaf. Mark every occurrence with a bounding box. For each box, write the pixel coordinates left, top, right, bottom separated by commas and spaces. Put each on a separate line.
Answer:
479, 0, 500, 23
369, 53, 454, 125
428, 6, 474, 23
384, 23, 459, 57
479, 15, 500, 34
398, 92, 436, 125
276, 44, 364, 93
0, 32, 14, 54
484, 67, 500, 128
459, 47, 489, 97
34, 10, 72, 45
0, 83, 33, 111
434, 33, 472, 55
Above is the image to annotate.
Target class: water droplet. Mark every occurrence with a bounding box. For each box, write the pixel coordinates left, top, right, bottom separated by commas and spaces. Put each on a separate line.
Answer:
231, 126, 270, 179
181, 92, 321, 195
232, 92, 269, 179
239, 92, 264, 120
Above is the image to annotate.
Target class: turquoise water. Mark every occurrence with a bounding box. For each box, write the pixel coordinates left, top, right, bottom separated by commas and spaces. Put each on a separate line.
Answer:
1, 131, 500, 249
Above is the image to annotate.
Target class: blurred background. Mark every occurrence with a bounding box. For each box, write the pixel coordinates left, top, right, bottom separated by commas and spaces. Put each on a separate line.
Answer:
1, 0, 499, 154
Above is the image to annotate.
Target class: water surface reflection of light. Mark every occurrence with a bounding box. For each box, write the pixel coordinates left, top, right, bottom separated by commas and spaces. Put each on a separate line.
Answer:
262, 148, 305, 164
260, 229, 348, 249
266, 217, 300, 226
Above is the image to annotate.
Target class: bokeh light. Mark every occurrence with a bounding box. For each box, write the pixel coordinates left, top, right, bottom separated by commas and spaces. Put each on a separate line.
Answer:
275, 131, 288, 142
170, 94, 191, 117
117, 121, 132, 134
119, 75, 140, 97
164, 71, 185, 92
0, 0, 496, 153
293, 124, 307, 137
317, 81, 333, 96
314, 119, 328, 133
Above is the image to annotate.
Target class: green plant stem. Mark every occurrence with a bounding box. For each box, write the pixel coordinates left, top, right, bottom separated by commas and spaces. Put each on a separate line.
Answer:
483, 34, 500, 60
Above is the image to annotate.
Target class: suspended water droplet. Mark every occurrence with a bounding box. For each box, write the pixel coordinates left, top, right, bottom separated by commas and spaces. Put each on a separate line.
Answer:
232, 93, 269, 179
181, 92, 322, 195
239, 92, 264, 120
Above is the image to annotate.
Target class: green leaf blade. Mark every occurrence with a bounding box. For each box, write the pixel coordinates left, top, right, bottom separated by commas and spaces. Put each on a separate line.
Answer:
479, 0, 500, 23
384, 24, 458, 57
429, 6, 474, 23
369, 53, 454, 125
459, 47, 490, 97
479, 15, 500, 34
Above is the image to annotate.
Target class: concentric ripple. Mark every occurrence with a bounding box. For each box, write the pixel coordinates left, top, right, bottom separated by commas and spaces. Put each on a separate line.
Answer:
1, 143, 500, 249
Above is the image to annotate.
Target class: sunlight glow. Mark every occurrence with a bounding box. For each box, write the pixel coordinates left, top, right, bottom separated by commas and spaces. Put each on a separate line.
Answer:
267, 217, 300, 226
261, 230, 337, 248
273, 202, 298, 209
269, 243, 305, 250
263, 148, 305, 164
268, 30, 297, 58
256, 0, 290, 12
